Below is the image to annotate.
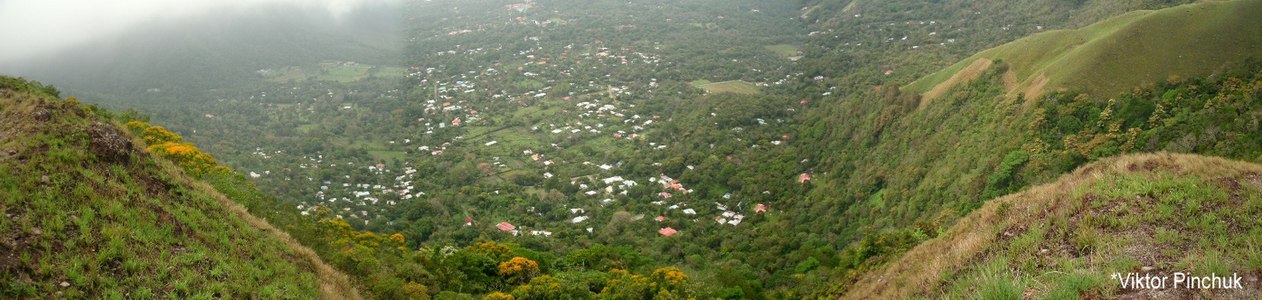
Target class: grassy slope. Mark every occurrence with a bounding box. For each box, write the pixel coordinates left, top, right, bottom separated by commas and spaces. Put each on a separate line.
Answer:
0, 80, 358, 298
907, 0, 1262, 101
840, 153, 1262, 299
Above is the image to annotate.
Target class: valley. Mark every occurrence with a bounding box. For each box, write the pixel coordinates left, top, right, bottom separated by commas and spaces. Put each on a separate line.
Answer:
3, 0, 1261, 298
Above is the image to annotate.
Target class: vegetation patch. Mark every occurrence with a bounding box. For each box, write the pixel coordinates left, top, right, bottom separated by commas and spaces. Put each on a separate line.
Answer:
693, 80, 762, 95
838, 153, 1262, 299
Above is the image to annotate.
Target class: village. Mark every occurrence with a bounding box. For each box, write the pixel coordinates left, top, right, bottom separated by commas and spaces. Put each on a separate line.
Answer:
196, 0, 823, 244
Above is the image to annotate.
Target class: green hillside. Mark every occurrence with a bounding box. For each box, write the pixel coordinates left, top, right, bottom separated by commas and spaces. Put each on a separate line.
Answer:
838, 153, 1262, 299
0, 77, 358, 298
801, 31, 1262, 298
907, 0, 1262, 101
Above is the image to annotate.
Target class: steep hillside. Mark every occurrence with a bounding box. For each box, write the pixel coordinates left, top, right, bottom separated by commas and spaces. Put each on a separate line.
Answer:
799, 17, 1262, 296
837, 153, 1262, 299
907, 0, 1262, 101
0, 77, 358, 298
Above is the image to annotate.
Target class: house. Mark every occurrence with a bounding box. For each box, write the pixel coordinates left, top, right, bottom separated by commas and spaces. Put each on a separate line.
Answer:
655, 215, 666, 222
496, 222, 516, 232
658, 227, 678, 237
754, 203, 768, 213
465, 216, 473, 226
452, 118, 462, 127
530, 230, 552, 237
799, 173, 812, 183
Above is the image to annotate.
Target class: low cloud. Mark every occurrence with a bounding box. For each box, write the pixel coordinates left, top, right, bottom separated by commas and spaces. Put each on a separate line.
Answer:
0, 0, 395, 63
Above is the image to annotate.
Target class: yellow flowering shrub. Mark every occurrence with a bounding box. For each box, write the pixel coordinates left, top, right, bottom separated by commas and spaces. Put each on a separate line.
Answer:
484, 292, 515, 300
599, 269, 656, 299
468, 241, 513, 262
497, 256, 540, 284
126, 120, 228, 176
650, 267, 688, 290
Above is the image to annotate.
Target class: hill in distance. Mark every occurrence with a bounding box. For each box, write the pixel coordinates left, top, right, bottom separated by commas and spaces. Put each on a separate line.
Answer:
907, 0, 1262, 102
0, 2, 403, 100
0, 77, 359, 298
840, 153, 1262, 299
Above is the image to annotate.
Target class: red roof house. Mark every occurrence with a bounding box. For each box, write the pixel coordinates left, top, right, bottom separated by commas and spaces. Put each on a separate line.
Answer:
658, 227, 678, 236
656, 215, 666, 222
798, 173, 812, 183
754, 203, 768, 213
496, 222, 516, 232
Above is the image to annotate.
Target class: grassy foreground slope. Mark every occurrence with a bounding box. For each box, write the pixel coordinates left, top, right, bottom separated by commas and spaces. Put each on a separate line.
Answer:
0, 77, 358, 298
907, 0, 1262, 101
840, 153, 1262, 299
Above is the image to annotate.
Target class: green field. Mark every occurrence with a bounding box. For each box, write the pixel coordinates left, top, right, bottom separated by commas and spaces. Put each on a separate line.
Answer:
692, 80, 762, 95
764, 44, 802, 59
368, 150, 407, 162
261, 62, 405, 83
295, 123, 319, 134
907, 0, 1262, 100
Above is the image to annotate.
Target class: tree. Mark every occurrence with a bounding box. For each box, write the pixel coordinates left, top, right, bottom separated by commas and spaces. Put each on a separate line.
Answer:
498, 257, 541, 284
649, 267, 688, 292
597, 269, 655, 300
484, 292, 514, 300
510, 275, 588, 300
468, 241, 514, 262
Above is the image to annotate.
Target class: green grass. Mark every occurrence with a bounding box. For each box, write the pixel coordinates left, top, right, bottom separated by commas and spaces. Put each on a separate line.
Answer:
262, 62, 403, 83
764, 44, 801, 59
906, 0, 1262, 99
0, 79, 348, 298
837, 153, 1262, 298
839, 153, 1262, 299
295, 123, 319, 134
368, 150, 407, 162
692, 80, 761, 95
319, 63, 375, 83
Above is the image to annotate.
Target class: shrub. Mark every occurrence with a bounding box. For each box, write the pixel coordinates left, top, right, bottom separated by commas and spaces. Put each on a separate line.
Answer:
498, 257, 541, 284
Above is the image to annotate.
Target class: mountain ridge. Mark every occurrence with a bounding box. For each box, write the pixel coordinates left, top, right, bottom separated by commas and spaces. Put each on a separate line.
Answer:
906, 0, 1262, 102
